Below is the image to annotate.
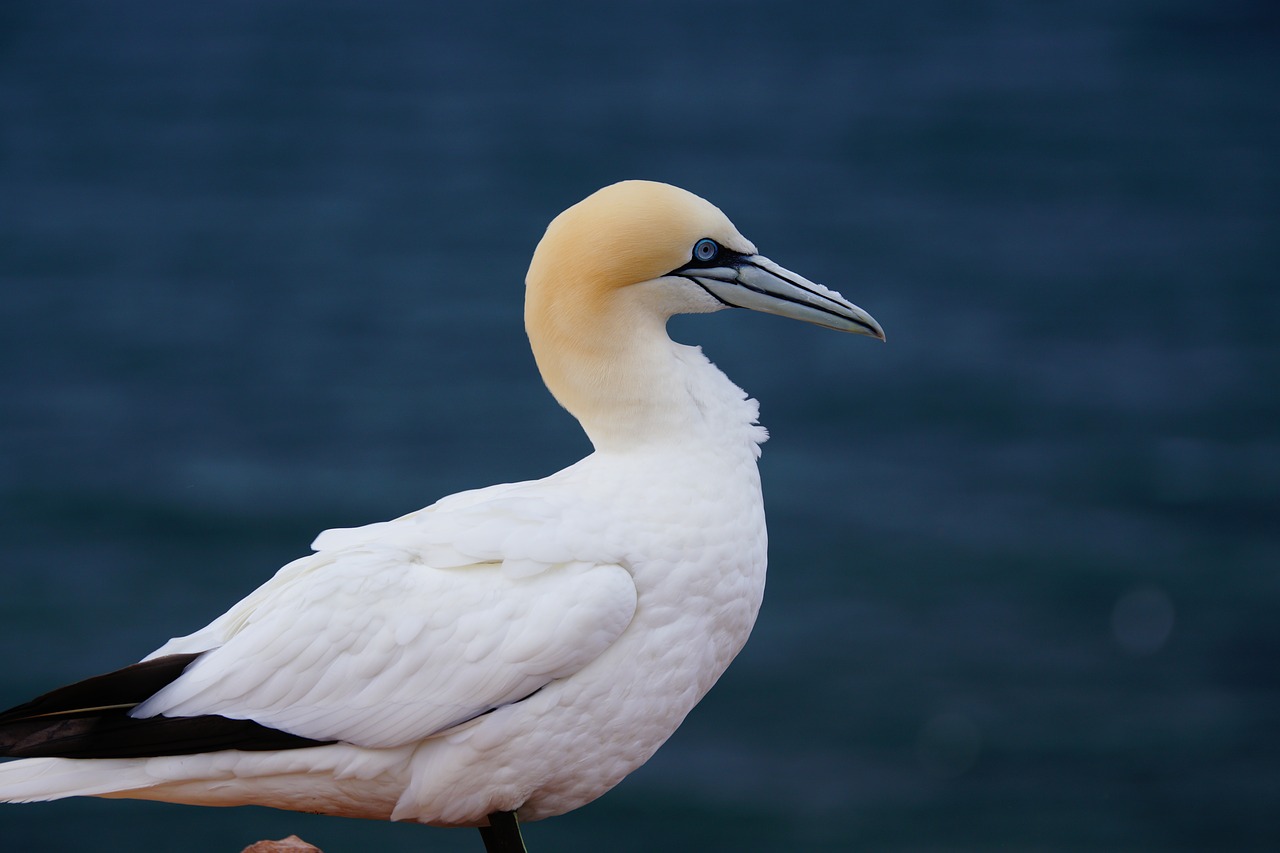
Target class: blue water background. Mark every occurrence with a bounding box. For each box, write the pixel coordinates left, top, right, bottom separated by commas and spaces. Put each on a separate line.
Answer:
1, 1, 1276, 850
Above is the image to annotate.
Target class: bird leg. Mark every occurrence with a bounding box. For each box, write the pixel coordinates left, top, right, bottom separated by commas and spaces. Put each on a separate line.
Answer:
478, 810, 527, 853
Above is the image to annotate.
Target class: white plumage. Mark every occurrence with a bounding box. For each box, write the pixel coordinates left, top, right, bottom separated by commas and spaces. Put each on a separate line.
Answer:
0, 181, 882, 835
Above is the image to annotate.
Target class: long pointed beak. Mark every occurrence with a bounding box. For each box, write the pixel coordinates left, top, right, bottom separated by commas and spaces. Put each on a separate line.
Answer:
680, 254, 885, 340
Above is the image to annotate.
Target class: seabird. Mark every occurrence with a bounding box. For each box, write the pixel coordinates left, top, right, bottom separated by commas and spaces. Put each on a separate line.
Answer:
0, 181, 884, 851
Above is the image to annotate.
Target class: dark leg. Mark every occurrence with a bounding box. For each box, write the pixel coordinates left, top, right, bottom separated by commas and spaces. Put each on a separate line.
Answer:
478, 810, 527, 853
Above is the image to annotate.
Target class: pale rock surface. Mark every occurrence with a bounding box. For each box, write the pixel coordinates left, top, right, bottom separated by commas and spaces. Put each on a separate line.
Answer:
240, 835, 322, 853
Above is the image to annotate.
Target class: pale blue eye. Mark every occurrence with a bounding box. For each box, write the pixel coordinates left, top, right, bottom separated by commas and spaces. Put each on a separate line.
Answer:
693, 238, 719, 262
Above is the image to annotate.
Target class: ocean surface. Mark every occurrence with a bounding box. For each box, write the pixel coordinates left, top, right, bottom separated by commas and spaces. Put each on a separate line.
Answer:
1, 1, 1276, 850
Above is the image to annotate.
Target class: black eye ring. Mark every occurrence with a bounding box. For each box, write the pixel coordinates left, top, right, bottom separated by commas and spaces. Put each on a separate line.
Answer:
692, 238, 720, 263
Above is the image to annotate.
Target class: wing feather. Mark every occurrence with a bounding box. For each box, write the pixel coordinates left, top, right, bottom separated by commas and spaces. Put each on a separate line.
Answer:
133, 550, 636, 748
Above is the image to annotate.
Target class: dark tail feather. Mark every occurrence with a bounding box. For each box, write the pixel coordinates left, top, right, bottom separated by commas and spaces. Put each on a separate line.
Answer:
0, 654, 333, 759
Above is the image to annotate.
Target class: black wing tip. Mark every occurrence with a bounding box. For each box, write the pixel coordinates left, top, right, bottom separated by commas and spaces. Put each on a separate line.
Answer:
0, 653, 203, 727
1, 714, 334, 759
0, 653, 333, 759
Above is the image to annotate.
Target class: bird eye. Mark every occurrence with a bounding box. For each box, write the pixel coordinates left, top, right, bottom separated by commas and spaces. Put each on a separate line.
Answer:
693, 238, 720, 263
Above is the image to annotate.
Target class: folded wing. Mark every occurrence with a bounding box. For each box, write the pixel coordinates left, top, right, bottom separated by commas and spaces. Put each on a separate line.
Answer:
2, 489, 638, 758
134, 550, 637, 748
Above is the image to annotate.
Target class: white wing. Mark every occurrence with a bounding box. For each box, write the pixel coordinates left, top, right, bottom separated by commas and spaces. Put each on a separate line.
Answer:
134, 490, 637, 749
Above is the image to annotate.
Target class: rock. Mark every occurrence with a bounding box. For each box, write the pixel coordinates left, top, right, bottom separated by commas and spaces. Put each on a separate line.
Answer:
240, 836, 323, 853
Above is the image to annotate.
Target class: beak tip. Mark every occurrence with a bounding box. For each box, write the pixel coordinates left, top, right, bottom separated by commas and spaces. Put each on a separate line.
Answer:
858, 319, 886, 342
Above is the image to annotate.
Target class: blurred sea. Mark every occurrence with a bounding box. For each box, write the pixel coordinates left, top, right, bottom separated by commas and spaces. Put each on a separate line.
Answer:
1, 1, 1276, 850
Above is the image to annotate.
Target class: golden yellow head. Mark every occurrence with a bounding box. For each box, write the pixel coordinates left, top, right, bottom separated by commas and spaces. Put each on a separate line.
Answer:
522, 180, 884, 445
526, 180, 756, 297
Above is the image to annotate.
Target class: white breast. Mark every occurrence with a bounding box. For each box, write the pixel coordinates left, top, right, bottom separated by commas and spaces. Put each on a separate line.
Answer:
399, 441, 768, 824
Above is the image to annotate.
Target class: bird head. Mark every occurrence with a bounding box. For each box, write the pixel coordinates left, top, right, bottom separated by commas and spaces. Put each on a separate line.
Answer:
526, 181, 884, 342
523, 181, 884, 447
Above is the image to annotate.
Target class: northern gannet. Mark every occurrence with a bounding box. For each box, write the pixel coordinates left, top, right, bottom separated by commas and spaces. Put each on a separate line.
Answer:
0, 181, 883, 851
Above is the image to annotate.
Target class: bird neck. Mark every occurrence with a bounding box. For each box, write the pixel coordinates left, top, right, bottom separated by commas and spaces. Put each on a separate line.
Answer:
526, 287, 765, 456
